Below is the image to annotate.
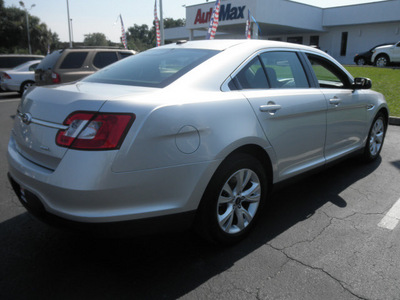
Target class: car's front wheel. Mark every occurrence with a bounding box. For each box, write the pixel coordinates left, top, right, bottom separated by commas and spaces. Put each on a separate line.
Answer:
375, 55, 390, 67
195, 153, 267, 245
356, 57, 366, 65
363, 112, 387, 162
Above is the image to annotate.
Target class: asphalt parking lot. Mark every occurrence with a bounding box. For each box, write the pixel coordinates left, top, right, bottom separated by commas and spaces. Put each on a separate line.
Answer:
1, 92, 400, 300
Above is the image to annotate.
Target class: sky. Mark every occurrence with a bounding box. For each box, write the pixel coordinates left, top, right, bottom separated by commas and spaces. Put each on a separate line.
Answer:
4, 0, 386, 43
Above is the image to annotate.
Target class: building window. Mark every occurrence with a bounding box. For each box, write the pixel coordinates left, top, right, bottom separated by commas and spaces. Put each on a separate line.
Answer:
340, 32, 348, 56
287, 36, 303, 44
310, 36, 319, 48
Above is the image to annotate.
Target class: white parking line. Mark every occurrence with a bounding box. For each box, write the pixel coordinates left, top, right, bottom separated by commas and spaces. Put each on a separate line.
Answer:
378, 198, 400, 230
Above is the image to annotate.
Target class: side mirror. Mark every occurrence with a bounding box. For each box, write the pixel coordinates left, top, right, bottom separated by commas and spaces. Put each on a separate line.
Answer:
353, 77, 372, 90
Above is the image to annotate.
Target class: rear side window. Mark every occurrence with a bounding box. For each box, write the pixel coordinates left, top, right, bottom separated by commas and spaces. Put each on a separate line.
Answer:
93, 52, 118, 68
60, 52, 88, 69
29, 63, 39, 71
83, 48, 219, 88
235, 57, 269, 89
232, 51, 309, 90
259, 52, 309, 88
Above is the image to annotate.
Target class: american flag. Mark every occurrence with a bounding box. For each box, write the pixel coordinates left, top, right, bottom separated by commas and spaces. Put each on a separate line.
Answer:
207, 0, 221, 40
245, 9, 251, 39
120, 14, 128, 49
154, 0, 161, 47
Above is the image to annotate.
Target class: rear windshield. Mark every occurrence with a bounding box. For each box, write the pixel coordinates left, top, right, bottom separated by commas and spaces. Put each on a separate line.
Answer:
36, 50, 63, 70
83, 48, 219, 88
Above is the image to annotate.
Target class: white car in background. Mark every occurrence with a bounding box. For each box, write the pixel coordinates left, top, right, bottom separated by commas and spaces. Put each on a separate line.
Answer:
372, 41, 400, 67
0, 60, 41, 94
7, 40, 389, 244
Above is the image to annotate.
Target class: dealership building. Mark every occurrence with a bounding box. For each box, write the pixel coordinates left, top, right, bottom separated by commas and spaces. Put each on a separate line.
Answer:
165, 0, 400, 64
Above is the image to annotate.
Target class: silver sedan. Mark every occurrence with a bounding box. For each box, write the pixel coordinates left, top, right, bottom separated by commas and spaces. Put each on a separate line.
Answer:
7, 40, 388, 244
0, 60, 41, 94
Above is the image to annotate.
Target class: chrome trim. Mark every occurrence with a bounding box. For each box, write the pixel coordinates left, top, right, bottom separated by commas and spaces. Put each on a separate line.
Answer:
17, 112, 68, 130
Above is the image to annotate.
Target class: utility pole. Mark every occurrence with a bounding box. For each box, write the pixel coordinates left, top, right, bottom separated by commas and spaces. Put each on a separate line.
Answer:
19, 2, 35, 54
159, 0, 164, 45
66, 0, 72, 48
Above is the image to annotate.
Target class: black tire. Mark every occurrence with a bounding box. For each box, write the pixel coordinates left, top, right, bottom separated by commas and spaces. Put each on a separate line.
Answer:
375, 55, 390, 67
356, 57, 366, 65
363, 112, 387, 162
19, 81, 34, 94
195, 153, 268, 245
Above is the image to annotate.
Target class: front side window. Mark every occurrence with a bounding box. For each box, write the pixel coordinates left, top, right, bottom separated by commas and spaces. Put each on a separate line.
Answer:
83, 48, 219, 88
60, 52, 88, 69
307, 54, 350, 89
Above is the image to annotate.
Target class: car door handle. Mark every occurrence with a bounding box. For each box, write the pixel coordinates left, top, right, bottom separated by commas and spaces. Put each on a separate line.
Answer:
259, 104, 282, 112
329, 97, 341, 105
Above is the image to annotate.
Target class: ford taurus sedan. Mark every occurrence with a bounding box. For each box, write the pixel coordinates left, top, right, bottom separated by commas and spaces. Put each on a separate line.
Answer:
8, 40, 388, 244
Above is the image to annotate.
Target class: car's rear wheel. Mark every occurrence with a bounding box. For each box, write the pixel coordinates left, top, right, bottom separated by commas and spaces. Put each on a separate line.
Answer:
375, 55, 390, 67
363, 112, 387, 162
20, 81, 34, 94
195, 153, 267, 245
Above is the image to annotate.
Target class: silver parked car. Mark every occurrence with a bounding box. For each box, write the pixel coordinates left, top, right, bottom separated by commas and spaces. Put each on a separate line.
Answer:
0, 60, 41, 94
8, 40, 388, 244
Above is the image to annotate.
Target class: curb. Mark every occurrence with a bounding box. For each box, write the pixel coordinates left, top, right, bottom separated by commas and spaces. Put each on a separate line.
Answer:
389, 116, 400, 126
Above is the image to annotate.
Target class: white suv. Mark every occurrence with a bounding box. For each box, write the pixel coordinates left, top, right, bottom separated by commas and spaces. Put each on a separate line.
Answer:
371, 41, 400, 67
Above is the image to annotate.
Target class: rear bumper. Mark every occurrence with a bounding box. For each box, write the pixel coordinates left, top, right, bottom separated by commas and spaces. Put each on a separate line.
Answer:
8, 173, 196, 237
8, 135, 219, 228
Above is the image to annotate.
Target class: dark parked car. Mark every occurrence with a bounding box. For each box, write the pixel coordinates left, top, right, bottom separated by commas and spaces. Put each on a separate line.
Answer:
0, 54, 44, 71
35, 48, 136, 86
354, 43, 394, 65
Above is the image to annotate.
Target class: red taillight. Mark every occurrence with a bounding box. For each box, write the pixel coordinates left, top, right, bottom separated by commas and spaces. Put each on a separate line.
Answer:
56, 112, 135, 150
3, 73, 11, 80
51, 72, 61, 83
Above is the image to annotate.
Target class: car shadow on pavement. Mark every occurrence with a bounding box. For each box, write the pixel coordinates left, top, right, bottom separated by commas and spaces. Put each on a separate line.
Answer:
0, 157, 381, 299
0, 92, 19, 100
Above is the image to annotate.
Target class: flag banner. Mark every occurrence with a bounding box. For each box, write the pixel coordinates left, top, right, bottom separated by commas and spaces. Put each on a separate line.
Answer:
154, 0, 161, 47
207, 0, 221, 40
120, 14, 128, 49
245, 9, 251, 39
251, 13, 262, 36
47, 44, 50, 54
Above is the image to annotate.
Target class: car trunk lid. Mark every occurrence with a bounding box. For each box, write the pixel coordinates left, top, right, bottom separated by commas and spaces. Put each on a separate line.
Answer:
12, 82, 154, 170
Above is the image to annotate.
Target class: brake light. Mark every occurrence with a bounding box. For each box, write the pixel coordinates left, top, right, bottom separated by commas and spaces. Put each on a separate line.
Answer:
2, 73, 11, 80
56, 112, 135, 150
51, 72, 61, 83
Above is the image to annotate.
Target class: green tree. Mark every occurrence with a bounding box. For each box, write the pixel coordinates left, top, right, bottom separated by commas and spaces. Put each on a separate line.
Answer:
164, 18, 185, 28
0, 2, 60, 54
125, 18, 185, 52
83, 32, 110, 46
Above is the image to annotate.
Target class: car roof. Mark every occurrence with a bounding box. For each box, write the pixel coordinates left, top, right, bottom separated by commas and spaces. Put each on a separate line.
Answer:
159, 39, 324, 53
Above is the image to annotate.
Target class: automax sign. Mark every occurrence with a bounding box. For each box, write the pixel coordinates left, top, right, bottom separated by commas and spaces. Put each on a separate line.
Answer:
194, 3, 246, 25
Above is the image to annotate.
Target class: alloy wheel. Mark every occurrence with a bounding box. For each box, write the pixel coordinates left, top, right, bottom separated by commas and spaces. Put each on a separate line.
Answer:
217, 168, 261, 234
369, 118, 385, 156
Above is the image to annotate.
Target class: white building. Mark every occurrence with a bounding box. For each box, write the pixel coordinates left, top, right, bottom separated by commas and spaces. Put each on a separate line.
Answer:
165, 0, 400, 64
